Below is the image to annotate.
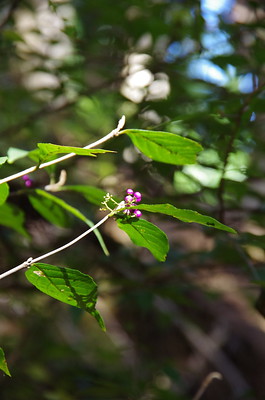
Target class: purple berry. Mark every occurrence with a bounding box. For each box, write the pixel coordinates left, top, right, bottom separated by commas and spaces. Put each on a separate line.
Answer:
126, 188, 134, 196
25, 179, 32, 188
134, 191, 142, 202
22, 175, 30, 181
125, 195, 133, 203
134, 210, 142, 218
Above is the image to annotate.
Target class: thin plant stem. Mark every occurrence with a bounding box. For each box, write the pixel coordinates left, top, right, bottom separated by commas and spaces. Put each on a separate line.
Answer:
0, 213, 110, 280
0, 115, 125, 185
192, 372, 222, 400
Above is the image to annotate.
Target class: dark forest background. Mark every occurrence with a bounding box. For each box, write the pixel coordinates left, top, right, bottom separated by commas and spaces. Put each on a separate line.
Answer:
1, 0, 265, 399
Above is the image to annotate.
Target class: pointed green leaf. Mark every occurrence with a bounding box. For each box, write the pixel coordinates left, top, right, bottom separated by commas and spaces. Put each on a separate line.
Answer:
117, 218, 169, 261
0, 348, 11, 377
32, 189, 109, 256
37, 143, 114, 161
25, 263, 105, 331
0, 202, 29, 237
121, 129, 202, 165
0, 183, 9, 205
129, 204, 236, 234
0, 156, 8, 166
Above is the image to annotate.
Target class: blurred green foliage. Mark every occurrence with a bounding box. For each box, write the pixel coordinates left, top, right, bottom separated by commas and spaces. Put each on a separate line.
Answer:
1, 0, 265, 399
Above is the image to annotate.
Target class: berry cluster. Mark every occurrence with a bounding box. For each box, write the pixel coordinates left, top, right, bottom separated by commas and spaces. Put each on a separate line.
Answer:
124, 189, 142, 218
22, 175, 33, 188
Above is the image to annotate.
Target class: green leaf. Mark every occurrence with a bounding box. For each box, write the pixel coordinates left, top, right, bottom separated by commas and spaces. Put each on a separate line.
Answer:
0, 203, 29, 237
121, 129, 203, 165
240, 233, 265, 249
25, 263, 105, 331
117, 218, 169, 261
130, 204, 236, 234
62, 185, 107, 206
29, 192, 71, 228
2, 29, 23, 42
0, 156, 7, 166
27, 148, 42, 163
32, 189, 109, 255
37, 143, 114, 161
7, 147, 29, 163
0, 183, 9, 205
0, 348, 11, 377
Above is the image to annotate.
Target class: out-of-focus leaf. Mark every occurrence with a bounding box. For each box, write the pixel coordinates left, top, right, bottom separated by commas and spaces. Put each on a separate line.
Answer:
0, 203, 29, 237
2, 30, 23, 42
33, 189, 109, 255
7, 147, 29, 164
25, 263, 105, 331
29, 192, 71, 228
127, 204, 237, 234
0, 348, 11, 377
62, 185, 107, 206
121, 129, 202, 165
240, 233, 265, 249
117, 218, 169, 261
37, 143, 114, 161
0, 183, 9, 205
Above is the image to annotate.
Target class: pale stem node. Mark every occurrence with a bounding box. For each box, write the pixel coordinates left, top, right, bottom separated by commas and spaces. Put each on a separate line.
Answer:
44, 169, 67, 191
0, 115, 126, 185
192, 372, 222, 400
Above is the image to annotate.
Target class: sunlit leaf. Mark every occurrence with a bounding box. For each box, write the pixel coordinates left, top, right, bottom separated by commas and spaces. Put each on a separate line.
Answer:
0, 348, 11, 377
7, 147, 29, 164
117, 218, 169, 261
32, 189, 109, 255
121, 129, 202, 165
0, 183, 9, 205
25, 263, 105, 331
129, 204, 236, 234
27, 149, 42, 163
37, 143, 114, 161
